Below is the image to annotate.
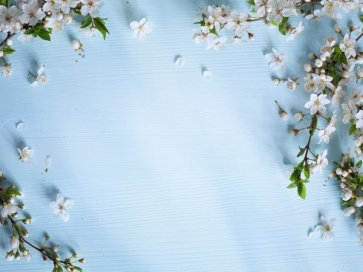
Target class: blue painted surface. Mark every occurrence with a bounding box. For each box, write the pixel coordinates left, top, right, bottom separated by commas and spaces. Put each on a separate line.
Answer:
0, 1, 361, 271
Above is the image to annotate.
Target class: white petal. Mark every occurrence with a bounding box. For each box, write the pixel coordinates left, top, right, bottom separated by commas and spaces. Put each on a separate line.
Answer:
37, 66, 44, 76
139, 18, 146, 25
49, 201, 58, 210
203, 70, 211, 80
16, 122, 26, 131
45, 156, 52, 167
130, 21, 138, 29
64, 199, 74, 209
56, 193, 64, 205
62, 211, 70, 222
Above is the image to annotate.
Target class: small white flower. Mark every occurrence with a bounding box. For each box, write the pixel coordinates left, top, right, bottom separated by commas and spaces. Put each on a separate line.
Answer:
203, 70, 211, 80
304, 64, 312, 72
31, 66, 47, 87
317, 216, 336, 242
80, 0, 104, 18
130, 18, 152, 40
285, 77, 297, 91
344, 206, 356, 216
286, 21, 304, 41
318, 124, 336, 144
0, 65, 13, 78
23, 251, 31, 262
304, 94, 330, 115
49, 193, 74, 222
1, 204, 16, 218
17, 33, 34, 43
356, 110, 363, 128
310, 149, 328, 174
10, 236, 19, 250
17, 146, 33, 162
340, 34, 357, 58
265, 48, 288, 71
20, 0, 45, 26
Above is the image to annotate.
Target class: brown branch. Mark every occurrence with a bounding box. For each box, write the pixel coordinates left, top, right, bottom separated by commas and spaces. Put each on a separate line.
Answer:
0, 33, 17, 48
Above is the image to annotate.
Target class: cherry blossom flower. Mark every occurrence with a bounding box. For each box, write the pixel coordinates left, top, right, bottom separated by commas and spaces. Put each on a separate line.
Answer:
225, 11, 250, 37
57, 0, 78, 15
43, 0, 61, 13
304, 94, 330, 115
0, 65, 13, 78
310, 149, 328, 174
305, 9, 323, 22
285, 77, 297, 91
206, 34, 227, 51
80, 0, 104, 18
10, 236, 19, 250
318, 124, 336, 144
356, 110, 363, 128
31, 66, 47, 87
19, 0, 45, 26
341, 188, 353, 201
1, 204, 16, 218
286, 21, 304, 41
265, 48, 288, 71
17, 146, 33, 162
342, 100, 357, 124
130, 18, 152, 40
49, 193, 74, 222
0, 6, 20, 33
340, 34, 357, 58
318, 216, 336, 242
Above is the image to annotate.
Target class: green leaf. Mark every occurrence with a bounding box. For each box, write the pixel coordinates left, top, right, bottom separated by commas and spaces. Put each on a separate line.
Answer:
247, 0, 255, 5
349, 123, 356, 135
6, 187, 21, 197
24, 28, 34, 34
287, 182, 297, 189
298, 182, 306, 200
334, 44, 342, 54
209, 27, 218, 36
357, 160, 362, 168
290, 169, 300, 182
2, 47, 15, 55
304, 163, 310, 179
301, 179, 310, 183
340, 54, 348, 65
73, 266, 83, 272
73, 9, 82, 15
0, 0, 8, 6
278, 23, 287, 35
38, 29, 51, 41
250, 8, 256, 13
80, 16, 92, 28
94, 17, 110, 40
297, 147, 305, 157
297, 161, 304, 171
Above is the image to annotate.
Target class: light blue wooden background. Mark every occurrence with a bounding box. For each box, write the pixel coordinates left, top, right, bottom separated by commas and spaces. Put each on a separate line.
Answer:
0, 0, 360, 271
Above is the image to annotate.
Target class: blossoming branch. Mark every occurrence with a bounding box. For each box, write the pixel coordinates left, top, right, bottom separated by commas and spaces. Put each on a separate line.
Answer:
0, 0, 109, 79
0, 172, 83, 271
192, 1, 363, 51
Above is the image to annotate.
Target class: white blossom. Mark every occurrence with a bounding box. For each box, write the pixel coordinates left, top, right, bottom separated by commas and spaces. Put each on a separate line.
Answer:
80, 0, 103, 18
0, 65, 13, 78
225, 11, 250, 36
265, 48, 288, 71
310, 149, 328, 174
287, 21, 304, 41
49, 193, 74, 222
356, 110, 363, 128
356, 197, 363, 207
318, 124, 336, 144
17, 146, 33, 162
20, 0, 45, 26
285, 77, 297, 91
56, 0, 79, 15
1, 204, 16, 218
130, 18, 152, 40
10, 236, 19, 250
342, 100, 357, 124
341, 188, 353, 201
31, 66, 47, 87
340, 34, 357, 58
317, 216, 336, 242
304, 94, 330, 115
206, 34, 227, 51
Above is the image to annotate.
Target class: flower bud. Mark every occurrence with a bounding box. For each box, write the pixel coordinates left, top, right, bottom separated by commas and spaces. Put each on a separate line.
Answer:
72, 40, 83, 51
309, 53, 317, 59
304, 64, 312, 72
14, 251, 20, 260
10, 236, 19, 250
320, 69, 325, 74
334, 24, 342, 34
6, 39, 12, 46
342, 171, 349, 177
329, 170, 336, 177
350, 24, 356, 32
336, 168, 342, 175
45, 235, 50, 242
320, 55, 326, 62
280, 110, 288, 121
0, 50, 3, 57
248, 32, 254, 40
71, 253, 77, 258
320, 74, 326, 80
56, 13, 64, 20
52, 246, 58, 253
294, 112, 303, 121
315, 68, 320, 74
348, 169, 353, 174
315, 59, 323, 68
340, 182, 347, 188
356, 215, 363, 223
17, 204, 24, 210
356, 197, 363, 207
6, 251, 14, 261
341, 188, 352, 200
343, 71, 351, 78
79, 258, 85, 263
357, 67, 363, 78
344, 206, 356, 216
290, 129, 299, 137
273, 78, 281, 85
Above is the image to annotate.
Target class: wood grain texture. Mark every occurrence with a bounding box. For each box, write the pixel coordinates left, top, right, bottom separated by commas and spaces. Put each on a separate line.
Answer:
0, 0, 360, 271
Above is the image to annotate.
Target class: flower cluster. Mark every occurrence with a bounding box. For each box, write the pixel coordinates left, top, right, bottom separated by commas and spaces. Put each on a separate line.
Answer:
286, 23, 363, 199
0, 0, 109, 80
0, 173, 82, 271
192, 1, 363, 51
